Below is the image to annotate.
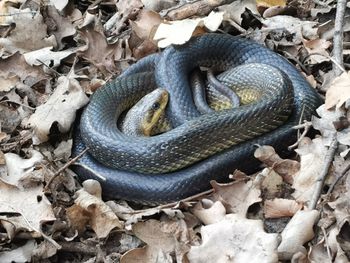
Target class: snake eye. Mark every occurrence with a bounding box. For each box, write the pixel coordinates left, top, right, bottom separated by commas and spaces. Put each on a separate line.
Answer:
152, 102, 160, 110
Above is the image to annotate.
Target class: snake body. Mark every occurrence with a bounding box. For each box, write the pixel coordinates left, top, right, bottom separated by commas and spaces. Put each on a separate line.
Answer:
72, 34, 322, 204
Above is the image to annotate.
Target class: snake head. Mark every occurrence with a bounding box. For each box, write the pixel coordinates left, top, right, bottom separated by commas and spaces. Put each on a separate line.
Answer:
121, 88, 169, 136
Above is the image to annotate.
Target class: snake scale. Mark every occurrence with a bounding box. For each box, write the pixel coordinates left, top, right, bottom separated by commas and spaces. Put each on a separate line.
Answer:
72, 33, 322, 204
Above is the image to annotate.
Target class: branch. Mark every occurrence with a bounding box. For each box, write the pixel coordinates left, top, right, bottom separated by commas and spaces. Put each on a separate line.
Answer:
332, 0, 347, 76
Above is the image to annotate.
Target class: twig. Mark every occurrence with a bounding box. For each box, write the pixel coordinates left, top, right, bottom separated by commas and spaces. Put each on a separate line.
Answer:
302, 52, 345, 73
308, 133, 338, 210
321, 227, 333, 261
0, 100, 36, 110
326, 160, 350, 196
289, 121, 312, 149
128, 189, 214, 214
45, 148, 89, 190
333, 0, 347, 76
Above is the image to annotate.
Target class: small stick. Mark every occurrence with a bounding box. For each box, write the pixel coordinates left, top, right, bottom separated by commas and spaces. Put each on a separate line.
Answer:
332, 0, 347, 76
45, 148, 89, 190
127, 189, 214, 214
308, 133, 338, 210
289, 121, 312, 149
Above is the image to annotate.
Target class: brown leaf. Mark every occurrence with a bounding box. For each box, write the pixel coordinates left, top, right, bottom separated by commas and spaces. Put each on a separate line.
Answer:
264, 198, 303, 218
121, 219, 192, 263
0, 8, 56, 54
0, 52, 49, 92
67, 180, 123, 239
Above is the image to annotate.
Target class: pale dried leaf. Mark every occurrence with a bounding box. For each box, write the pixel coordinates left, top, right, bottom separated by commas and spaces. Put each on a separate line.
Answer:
293, 137, 327, 203
49, 0, 69, 12
325, 71, 350, 110
211, 180, 261, 215
0, 240, 36, 263
303, 39, 331, 64
154, 11, 223, 48
264, 198, 302, 218
3, 150, 43, 186
192, 200, 226, 225
278, 210, 319, 260
0, 180, 55, 232
263, 16, 318, 44
187, 214, 279, 262
219, 0, 259, 24
23, 47, 75, 68
26, 74, 89, 144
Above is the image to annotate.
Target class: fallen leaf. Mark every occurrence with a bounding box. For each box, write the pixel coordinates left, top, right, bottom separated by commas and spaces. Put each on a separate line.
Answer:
45, 5, 76, 49
26, 72, 89, 144
0, 180, 55, 233
121, 218, 192, 263
256, 0, 286, 8
192, 199, 226, 225
211, 179, 261, 216
254, 145, 300, 184
325, 71, 350, 110
187, 214, 279, 262
0, 240, 36, 263
0, 52, 49, 92
303, 38, 331, 64
154, 11, 223, 48
264, 198, 303, 218
278, 210, 319, 260
293, 137, 327, 204
263, 15, 318, 45
77, 26, 120, 75
3, 150, 43, 186
67, 180, 123, 239
219, 0, 259, 24
23, 47, 75, 68
0, 8, 57, 54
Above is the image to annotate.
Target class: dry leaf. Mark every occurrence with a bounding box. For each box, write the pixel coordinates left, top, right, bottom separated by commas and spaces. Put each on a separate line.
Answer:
154, 11, 223, 48
254, 145, 300, 183
0, 8, 57, 54
257, 0, 286, 8
131, 10, 162, 41
0, 240, 36, 263
325, 71, 350, 110
67, 180, 122, 239
23, 47, 75, 68
263, 16, 318, 44
278, 210, 319, 260
0, 180, 55, 232
219, 0, 259, 24
303, 38, 331, 64
187, 214, 279, 262
26, 72, 89, 144
293, 137, 327, 204
264, 198, 303, 218
77, 26, 120, 75
0, 52, 49, 92
3, 150, 43, 186
121, 219, 192, 263
211, 180, 261, 215
192, 199, 226, 225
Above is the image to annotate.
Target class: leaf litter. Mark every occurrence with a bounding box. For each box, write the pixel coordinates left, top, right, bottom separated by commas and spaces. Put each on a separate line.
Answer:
0, 0, 350, 262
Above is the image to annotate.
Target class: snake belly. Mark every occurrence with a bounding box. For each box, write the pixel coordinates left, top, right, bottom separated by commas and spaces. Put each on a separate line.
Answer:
72, 33, 322, 205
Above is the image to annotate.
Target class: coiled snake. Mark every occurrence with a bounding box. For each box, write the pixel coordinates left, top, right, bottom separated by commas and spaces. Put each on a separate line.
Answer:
72, 33, 322, 204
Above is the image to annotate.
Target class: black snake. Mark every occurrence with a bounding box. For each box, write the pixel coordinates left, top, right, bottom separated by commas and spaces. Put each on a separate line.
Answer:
72, 33, 322, 204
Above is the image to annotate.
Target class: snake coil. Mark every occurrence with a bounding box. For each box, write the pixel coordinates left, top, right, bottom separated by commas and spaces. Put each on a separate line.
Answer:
72, 34, 322, 205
